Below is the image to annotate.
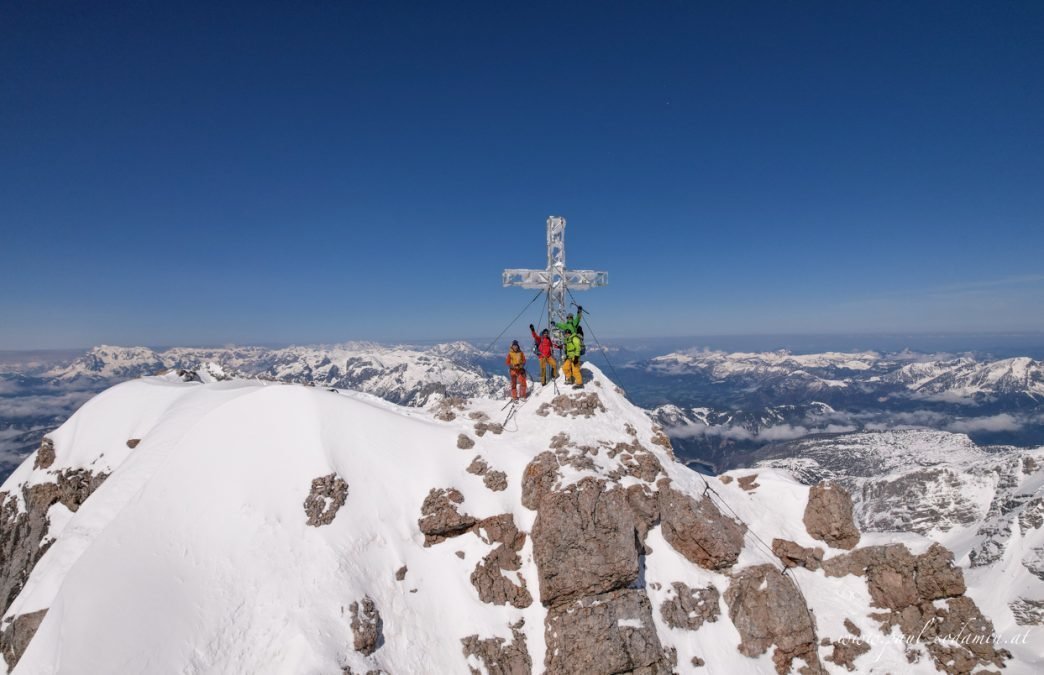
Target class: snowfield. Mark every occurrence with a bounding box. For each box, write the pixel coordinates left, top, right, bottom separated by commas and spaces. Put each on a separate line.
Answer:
1, 366, 1041, 674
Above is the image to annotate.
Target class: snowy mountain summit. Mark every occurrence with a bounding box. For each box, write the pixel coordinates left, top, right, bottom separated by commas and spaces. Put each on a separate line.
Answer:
0, 366, 1037, 673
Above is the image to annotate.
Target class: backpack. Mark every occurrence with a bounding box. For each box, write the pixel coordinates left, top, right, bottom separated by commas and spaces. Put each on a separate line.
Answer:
577, 333, 586, 357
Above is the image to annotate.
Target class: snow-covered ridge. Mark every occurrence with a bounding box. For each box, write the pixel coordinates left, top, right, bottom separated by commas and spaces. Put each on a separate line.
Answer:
0, 366, 1039, 673
635, 348, 1044, 401
45, 342, 506, 407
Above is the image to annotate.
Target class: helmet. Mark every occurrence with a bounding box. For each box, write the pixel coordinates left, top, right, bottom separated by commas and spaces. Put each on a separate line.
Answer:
511, 340, 519, 347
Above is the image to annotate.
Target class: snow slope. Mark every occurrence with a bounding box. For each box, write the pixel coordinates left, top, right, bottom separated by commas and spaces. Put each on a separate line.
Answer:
1, 367, 1039, 673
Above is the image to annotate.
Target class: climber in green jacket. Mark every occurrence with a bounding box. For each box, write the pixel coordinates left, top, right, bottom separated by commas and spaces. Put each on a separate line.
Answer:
555, 306, 583, 336
561, 329, 584, 389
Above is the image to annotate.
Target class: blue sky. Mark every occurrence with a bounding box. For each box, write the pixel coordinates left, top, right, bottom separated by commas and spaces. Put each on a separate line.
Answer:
1, 1, 1042, 348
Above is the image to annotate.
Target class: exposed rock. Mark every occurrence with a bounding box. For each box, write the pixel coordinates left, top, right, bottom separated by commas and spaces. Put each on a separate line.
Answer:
461, 619, 531, 675
33, 438, 55, 470
650, 427, 674, 456
418, 488, 476, 545
719, 474, 734, 485
535, 392, 606, 418
843, 618, 860, 636
483, 471, 508, 493
302, 473, 349, 527
1, 469, 108, 616
349, 596, 383, 655
723, 564, 822, 675
530, 479, 644, 606
691, 656, 706, 667
659, 581, 720, 631
394, 565, 407, 581
658, 484, 745, 570
771, 538, 824, 571
822, 543, 1008, 672
737, 474, 760, 491
549, 432, 570, 450
824, 636, 871, 671
457, 434, 475, 450
126, 438, 141, 449
914, 543, 966, 600
468, 411, 490, 421
0, 609, 47, 670
474, 421, 504, 437
1010, 597, 1044, 625
466, 456, 489, 476
432, 396, 467, 422
521, 451, 559, 510
545, 589, 671, 675
470, 514, 532, 609
1019, 496, 1044, 532
465, 455, 508, 492
803, 481, 860, 550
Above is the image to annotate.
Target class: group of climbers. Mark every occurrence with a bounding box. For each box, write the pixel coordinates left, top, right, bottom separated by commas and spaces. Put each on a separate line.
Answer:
505, 306, 585, 401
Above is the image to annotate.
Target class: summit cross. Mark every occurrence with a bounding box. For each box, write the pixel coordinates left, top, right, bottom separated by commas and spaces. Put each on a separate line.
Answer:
503, 215, 608, 338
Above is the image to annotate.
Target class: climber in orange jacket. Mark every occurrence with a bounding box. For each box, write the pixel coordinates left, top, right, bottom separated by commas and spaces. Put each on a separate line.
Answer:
505, 340, 528, 400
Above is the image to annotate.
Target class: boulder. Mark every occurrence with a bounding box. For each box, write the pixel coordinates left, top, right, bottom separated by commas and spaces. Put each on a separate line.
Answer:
724, 564, 822, 675
658, 484, 745, 570
530, 479, 643, 606
417, 488, 475, 545
803, 482, 860, 550
349, 596, 383, 655
302, 473, 349, 527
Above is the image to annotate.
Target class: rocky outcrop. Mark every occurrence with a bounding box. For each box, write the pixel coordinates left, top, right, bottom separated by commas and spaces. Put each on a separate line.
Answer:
823, 635, 871, 671
822, 543, 1008, 673
460, 620, 531, 675
465, 456, 507, 493
0, 609, 47, 670
418, 488, 476, 545
658, 484, 745, 570
470, 515, 532, 609
771, 538, 824, 571
545, 589, 671, 674
303, 473, 349, 527
530, 478, 646, 606
456, 434, 475, 450
659, 581, 720, 631
737, 474, 760, 492
32, 439, 55, 470
432, 396, 467, 422
1, 469, 108, 616
535, 392, 606, 418
1010, 597, 1044, 625
724, 564, 822, 675
473, 422, 503, 437
349, 596, 383, 656
803, 482, 860, 550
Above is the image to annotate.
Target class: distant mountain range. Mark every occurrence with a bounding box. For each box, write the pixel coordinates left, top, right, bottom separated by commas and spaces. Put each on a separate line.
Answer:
633, 349, 1044, 471
0, 343, 507, 478
4, 343, 1044, 480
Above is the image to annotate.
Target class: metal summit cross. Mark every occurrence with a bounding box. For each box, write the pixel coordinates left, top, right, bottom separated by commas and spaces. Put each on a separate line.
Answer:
502, 215, 608, 338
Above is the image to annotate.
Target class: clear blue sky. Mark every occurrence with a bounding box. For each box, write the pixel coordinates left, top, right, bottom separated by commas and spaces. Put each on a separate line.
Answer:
2, 1, 1042, 349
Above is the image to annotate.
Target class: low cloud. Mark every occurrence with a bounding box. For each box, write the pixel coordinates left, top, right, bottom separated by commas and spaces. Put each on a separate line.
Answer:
946, 413, 1023, 433
667, 421, 856, 443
